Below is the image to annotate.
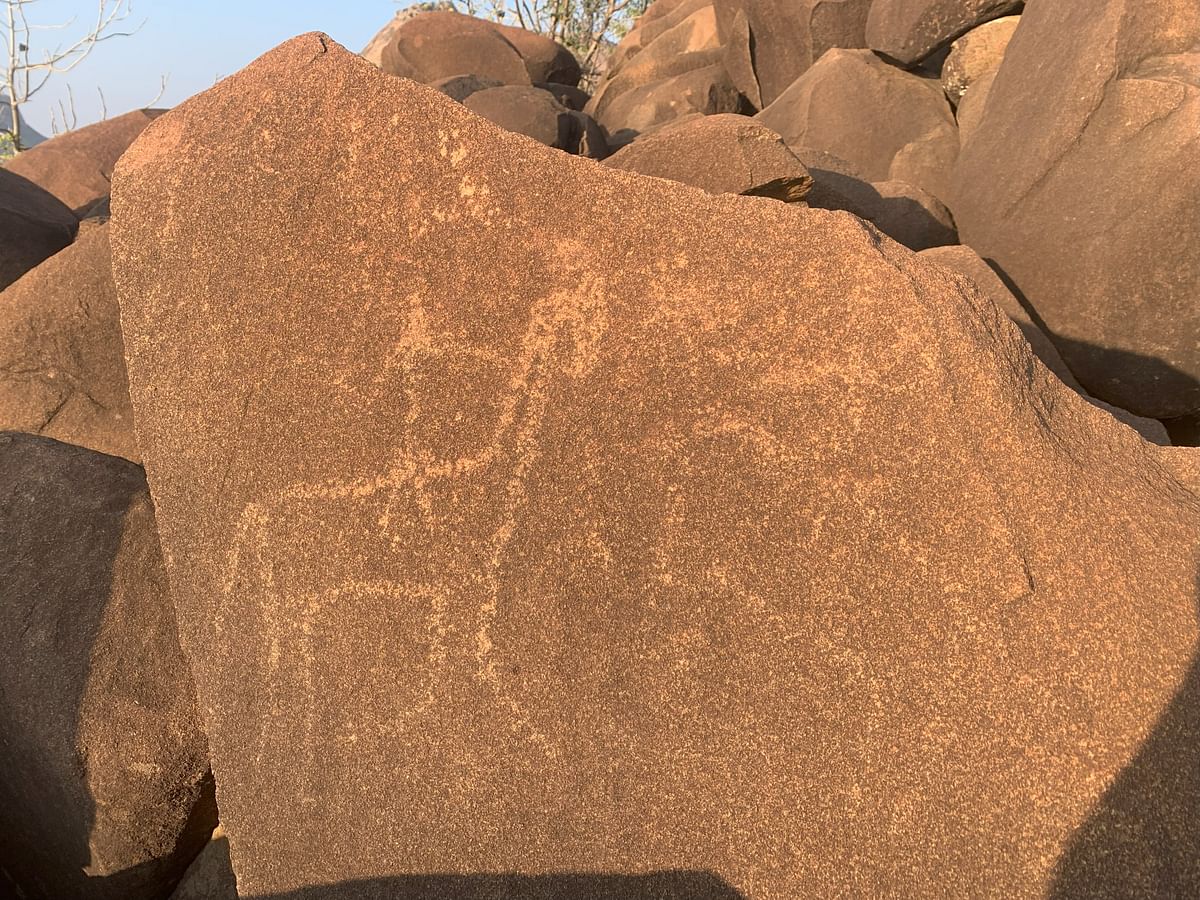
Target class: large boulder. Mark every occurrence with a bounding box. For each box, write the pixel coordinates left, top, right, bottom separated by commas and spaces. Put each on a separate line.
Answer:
755, 48, 958, 205
953, 66, 996, 145
805, 167, 958, 250
602, 114, 812, 201
952, 0, 1200, 418
361, 0, 455, 67
585, 1, 745, 143
5, 109, 165, 213
712, 0, 872, 108
866, 0, 1022, 65
0, 433, 216, 899
464, 85, 608, 158
380, 10, 580, 87
941, 15, 1019, 104
111, 34, 1200, 897
0, 225, 138, 462
0, 168, 78, 290
918, 245, 1170, 445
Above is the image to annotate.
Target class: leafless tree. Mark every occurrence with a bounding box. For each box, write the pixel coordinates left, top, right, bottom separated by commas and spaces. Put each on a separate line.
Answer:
1, 0, 142, 151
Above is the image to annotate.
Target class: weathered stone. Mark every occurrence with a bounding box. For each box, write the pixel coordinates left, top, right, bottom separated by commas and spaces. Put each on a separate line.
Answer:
0, 168, 78, 291
953, 65, 996, 145
168, 825, 236, 900
808, 173, 958, 250
361, 1, 455, 67
429, 73, 504, 103
713, 0, 872, 108
535, 81, 591, 111
918, 245, 1171, 444
608, 0, 712, 72
756, 49, 959, 204
585, 1, 732, 140
464, 85, 608, 158
866, 0, 1022, 65
952, 0, 1200, 417
0, 225, 138, 462
380, 10, 580, 87
5, 110, 165, 213
603, 114, 812, 201
0, 432, 216, 899
941, 15, 1019, 104
112, 34, 1200, 897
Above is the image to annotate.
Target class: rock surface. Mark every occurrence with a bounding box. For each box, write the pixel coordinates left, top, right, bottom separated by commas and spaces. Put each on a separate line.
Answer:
941, 14, 1019, 104
953, 65, 996, 145
0, 225, 138, 462
0, 433, 216, 899
952, 0, 1200, 418
380, 10, 580, 87
603, 114, 812, 201
756, 48, 958, 205
713, 0, 872, 108
918, 245, 1171, 445
866, 0, 1022, 65
5, 109, 165, 213
0, 168, 78, 291
464, 85, 608, 157
112, 33, 1200, 899
167, 826, 237, 900
361, 1, 455, 67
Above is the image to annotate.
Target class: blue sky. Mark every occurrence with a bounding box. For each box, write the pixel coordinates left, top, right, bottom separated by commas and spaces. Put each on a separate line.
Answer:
17, 0, 404, 134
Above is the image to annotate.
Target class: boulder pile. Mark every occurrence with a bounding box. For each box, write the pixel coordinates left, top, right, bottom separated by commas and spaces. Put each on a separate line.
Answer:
0, 1, 1197, 897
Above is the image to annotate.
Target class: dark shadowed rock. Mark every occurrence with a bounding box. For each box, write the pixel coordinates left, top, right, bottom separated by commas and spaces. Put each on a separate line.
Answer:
919, 245, 1171, 445
5, 109, 165, 213
952, 0, 1200, 417
866, 0, 1022, 65
941, 15, 1019, 104
0, 433, 216, 900
756, 49, 959, 204
112, 34, 1200, 897
535, 81, 591, 111
430, 73, 504, 103
464, 85, 608, 158
0, 168, 78, 290
380, 10, 579, 87
0, 224, 137, 462
603, 114, 812, 201
713, 0, 872, 108
803, 164, 958, 250
168, 825, 236, 900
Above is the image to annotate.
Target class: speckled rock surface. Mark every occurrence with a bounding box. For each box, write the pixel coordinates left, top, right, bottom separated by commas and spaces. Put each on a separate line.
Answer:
0, 225, 138, 462
380, 10, 580, 88
941, 14, 1019, 104
603, 114, 811, 201
756, 49, 958, 205
866, 0, 1021, 65
952, 0, 1200, 418
0, 168, 78, 291
5, 109, 165, 213
112, 33, 1200, 899
0, 433, 216, 899
712, 0, 871, 108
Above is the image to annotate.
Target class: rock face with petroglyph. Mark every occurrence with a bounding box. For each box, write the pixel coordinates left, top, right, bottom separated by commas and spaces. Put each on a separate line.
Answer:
0, 225, 139, 462
111, 34, 1200, 898
0, 433, 216, 899
952, 0, 1200, 418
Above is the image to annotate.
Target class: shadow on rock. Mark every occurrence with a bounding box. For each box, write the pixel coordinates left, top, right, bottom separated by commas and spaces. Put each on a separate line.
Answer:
1050, 570, 1200, 897
244, 872, 745, 900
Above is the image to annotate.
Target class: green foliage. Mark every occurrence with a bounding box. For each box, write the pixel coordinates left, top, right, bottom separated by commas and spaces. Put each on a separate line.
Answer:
0, 130, 15, 162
